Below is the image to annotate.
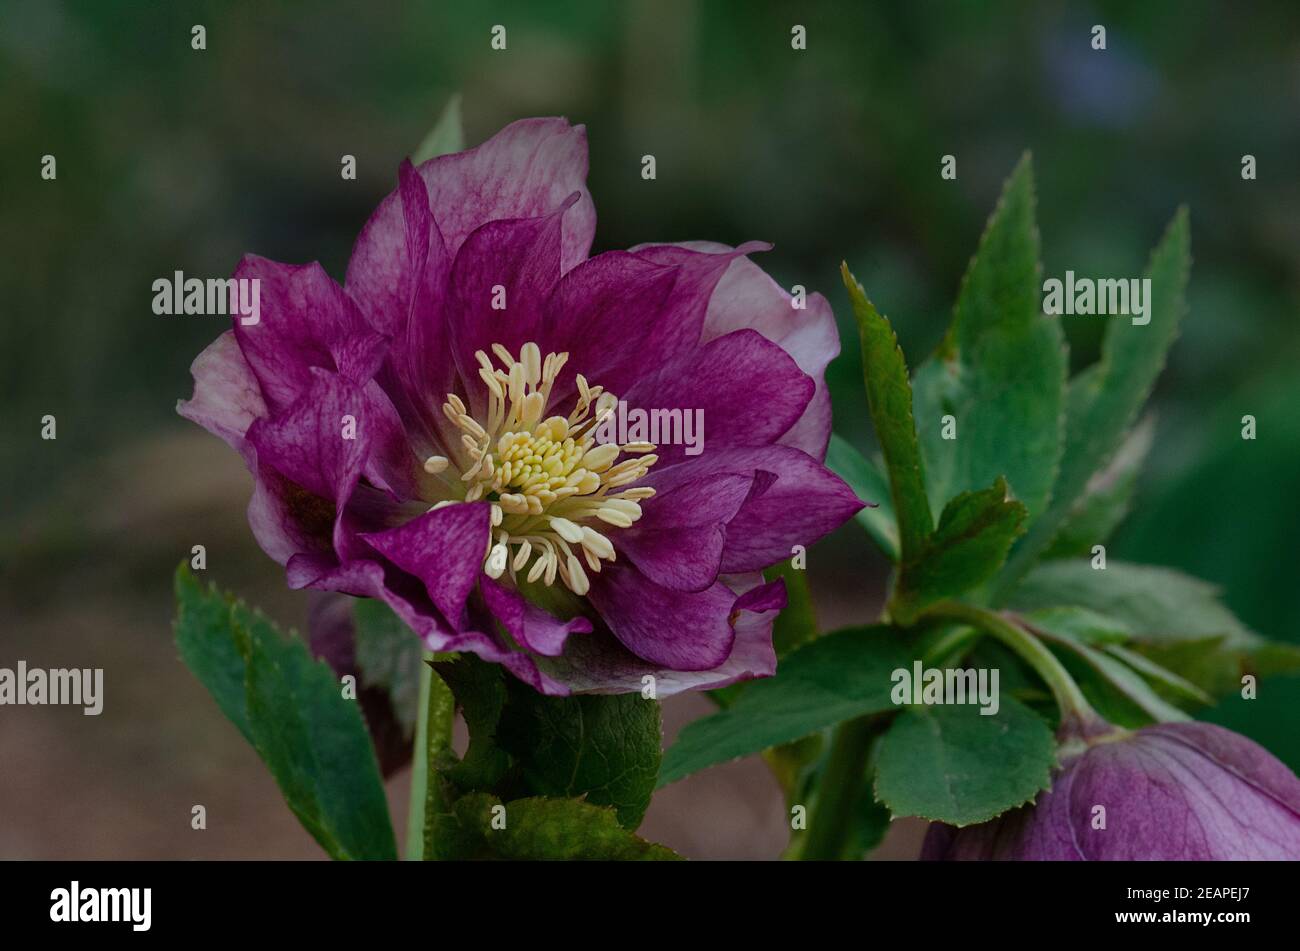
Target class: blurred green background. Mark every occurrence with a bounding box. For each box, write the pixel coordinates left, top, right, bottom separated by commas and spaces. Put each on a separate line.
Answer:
2, 0, 1298, 858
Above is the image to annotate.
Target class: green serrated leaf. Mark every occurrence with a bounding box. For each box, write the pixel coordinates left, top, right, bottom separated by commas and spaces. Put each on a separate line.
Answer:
238, 607, 399, 860
1134, 637, 1300, 698
1026, 616, 1191, 724
352, 598, 424, 738
1009, 560, 1257, 648
659, 625, 909, 786
432, 657, 664, 834
1022, 605, 1133, 645
497, 686, 662, 830
1007, 559, 1300, 696
1130, 636, 1238, 698
1024, 601, 1213, 720
411, 93, 464, 163
890, 477, 1027, 623
1102, 643, 1212, 707
173, 564, 397, 860
874, 696, 1055, 826
841, 264, 932, 562
911, 154, 1065, 527
1041, 642, 1160, 728
447, 794, 680, 861
966, 639, 1054, 713
173, 564, 253, 743
1043, 416, 1154, 559
999, 209, 1190, 593
826, 433, 899, 560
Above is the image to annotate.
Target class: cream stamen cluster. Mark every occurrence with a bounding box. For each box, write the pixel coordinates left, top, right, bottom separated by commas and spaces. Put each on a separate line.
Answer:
427, 342, 658, 596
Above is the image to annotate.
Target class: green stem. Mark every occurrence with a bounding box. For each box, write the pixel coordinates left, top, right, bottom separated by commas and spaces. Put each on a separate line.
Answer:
918, 600, 1104, 735
421, 668, 456, 857
920, 624, 981, 668
404, 653, 435, 860
798, 714, 881, 861
405, 653, 456, 859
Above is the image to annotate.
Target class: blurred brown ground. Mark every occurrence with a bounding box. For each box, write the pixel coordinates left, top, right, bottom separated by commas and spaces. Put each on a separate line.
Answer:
0, 428, 921, 860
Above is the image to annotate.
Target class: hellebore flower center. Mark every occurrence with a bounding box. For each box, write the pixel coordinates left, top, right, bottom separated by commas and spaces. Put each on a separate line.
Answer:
427, 341, 659, 597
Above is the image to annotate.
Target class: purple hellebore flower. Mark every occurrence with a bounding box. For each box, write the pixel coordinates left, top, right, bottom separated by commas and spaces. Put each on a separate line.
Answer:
179, 117, 862, 696
922, 721, 1300, 860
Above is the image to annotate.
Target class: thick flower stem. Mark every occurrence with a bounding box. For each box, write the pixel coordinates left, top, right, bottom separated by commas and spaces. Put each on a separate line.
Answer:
798, 714, 882, 861
404, 655, 434, 859
405, 653, 455, 859
918, 600, 1105, 737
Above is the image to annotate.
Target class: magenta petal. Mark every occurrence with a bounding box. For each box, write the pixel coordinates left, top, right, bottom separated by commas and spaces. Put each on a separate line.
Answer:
681, 242, 841, 460
622, 241, 773, 387
386, 162, 460, 458
497, 654, 570, 696
331, 331, 391, 385
586, 562, 736, 670
535, 573, 782, 695
177, 330, 267, 450
445, 200, 575, 413
544, 242, 768, 403
617, 243, 774, 387
480, 576, 593, 657
699, 576, 784, 683
617, 523, 726, 593
732, 577, 788, 614
654, 446, 862, 572
1156, 722, 1300, 809
247, 369, 414, 553
787, 386, 834, 461
245, 458, 335, 566
247, 370, 372, 507
618, 471, 759, 591
355, 379, 420, 500
621, 328, 813, 468
250, 362, 414, 502
231, 256, 372, 413
285, 556, 563, 697
361, 502, 491, 629
418, 117, 595, 272
345, 160, 451, 339
541, 250, 678, 400
287, 555, 459, 644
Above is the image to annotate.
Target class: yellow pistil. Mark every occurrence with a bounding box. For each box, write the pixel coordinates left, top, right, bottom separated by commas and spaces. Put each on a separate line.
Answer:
437, 342, 658, 596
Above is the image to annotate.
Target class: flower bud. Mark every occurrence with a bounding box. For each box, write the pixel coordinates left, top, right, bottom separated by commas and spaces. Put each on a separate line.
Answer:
923, 721, 1300, 859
